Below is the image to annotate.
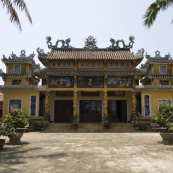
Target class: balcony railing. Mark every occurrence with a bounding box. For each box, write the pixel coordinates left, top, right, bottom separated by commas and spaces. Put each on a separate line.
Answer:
135, 85, 173, 89
0, 85, 46, 89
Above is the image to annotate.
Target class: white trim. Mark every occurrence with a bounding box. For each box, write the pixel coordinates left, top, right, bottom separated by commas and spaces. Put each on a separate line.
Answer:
159, 65, 167, 74
8, 99, 22, 114
13, 64, 21, 73
143, 94, 151, 117
29, 95, 37, 116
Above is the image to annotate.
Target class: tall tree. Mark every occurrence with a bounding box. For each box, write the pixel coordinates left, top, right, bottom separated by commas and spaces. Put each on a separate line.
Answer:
143, 0, 173, 28
1, 0, 32, 31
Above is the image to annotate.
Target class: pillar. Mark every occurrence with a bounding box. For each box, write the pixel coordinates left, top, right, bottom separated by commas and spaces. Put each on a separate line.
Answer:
131, 90, 136, 120
103, 90, 108, 116
73, 90, 77, 116
44, 91, 50, 121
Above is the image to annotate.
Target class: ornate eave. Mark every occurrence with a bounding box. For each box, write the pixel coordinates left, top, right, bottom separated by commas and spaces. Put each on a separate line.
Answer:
34, 68, 146, 77
0, 73, 32, 77
136, 85, 173, 90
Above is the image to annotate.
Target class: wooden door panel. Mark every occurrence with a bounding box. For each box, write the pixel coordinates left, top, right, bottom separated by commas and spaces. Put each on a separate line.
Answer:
54, 100, 73, 122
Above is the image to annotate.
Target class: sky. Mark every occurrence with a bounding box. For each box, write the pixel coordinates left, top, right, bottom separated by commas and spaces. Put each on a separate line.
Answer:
0, 0, 173, 85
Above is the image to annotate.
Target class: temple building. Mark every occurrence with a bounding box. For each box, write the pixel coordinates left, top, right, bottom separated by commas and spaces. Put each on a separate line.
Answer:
0, 36, 172, 124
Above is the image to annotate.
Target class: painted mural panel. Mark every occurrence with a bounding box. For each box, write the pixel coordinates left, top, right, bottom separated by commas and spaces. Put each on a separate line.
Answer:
77, 77, 103, 88
9, 100, 21, 112
107, 77, 132, 88
49, 77, 74, 88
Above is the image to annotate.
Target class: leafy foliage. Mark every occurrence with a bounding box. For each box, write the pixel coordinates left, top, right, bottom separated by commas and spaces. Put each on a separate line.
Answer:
0, 122, 18, 137
3, 108, 29, 129
151, 103, 173, 131
143, 0, 173, 28
1, 0, 32, 31
28, 119, 37, 127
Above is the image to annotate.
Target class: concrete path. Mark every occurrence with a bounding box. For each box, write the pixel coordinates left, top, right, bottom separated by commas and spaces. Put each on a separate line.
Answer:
0, 132, 173, 173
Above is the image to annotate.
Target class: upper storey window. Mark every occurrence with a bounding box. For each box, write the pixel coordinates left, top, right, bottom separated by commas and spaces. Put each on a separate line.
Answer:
159, 66, 167, 74
14, 64, 21, 73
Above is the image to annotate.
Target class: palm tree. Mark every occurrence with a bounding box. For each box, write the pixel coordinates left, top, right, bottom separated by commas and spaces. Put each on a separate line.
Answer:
1, 0, 32, 31
143, 0, 173, 28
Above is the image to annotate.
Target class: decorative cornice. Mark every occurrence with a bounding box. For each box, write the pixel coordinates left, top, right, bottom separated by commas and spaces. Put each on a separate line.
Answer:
0, 73, 32, 77
0, 85, 46, 90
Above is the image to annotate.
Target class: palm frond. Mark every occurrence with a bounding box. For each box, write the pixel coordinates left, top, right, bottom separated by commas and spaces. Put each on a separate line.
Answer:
13, 0, 32, 24
1, 0, 22, 30
143, 0, 173, 28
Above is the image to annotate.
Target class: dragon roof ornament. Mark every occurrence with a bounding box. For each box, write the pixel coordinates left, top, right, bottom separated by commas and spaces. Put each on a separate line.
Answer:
46, 36, 74, 49
145, 51, 172, 60
84, 36, 98, 49
107, 36, 135, 49
2, 50, 35, 60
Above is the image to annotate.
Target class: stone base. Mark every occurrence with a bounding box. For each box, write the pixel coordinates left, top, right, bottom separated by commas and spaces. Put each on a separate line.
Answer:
160, 132, 173, 141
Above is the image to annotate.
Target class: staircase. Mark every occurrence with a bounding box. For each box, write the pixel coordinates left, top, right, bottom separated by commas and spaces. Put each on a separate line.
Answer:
45, 123, 135, 132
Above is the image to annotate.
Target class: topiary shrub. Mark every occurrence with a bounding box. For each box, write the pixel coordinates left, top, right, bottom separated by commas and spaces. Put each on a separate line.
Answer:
3, 108, 29, 129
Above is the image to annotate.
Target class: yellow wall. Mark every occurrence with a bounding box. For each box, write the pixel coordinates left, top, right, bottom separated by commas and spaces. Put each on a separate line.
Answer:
153, 64, 172, 74
48, 91, 132, 122
141, 90, 173, 117
3, 90, 39, 117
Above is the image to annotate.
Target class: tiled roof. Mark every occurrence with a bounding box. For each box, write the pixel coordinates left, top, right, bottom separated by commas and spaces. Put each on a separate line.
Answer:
38, 49, 143, 61
34, 68, 146, 76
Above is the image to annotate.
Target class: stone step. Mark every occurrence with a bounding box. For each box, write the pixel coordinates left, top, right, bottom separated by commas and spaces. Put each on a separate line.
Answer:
45, 123, 135, 132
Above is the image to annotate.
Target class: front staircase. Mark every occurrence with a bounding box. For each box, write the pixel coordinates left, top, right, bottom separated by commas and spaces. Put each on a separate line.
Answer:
45, 123, 135, 132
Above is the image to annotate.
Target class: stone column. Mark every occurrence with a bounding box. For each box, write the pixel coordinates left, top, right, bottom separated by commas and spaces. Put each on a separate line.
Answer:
103, 90, 108, 116
44, 91, 50, 121
131, 90, 136, 120
73, 90, 77, 116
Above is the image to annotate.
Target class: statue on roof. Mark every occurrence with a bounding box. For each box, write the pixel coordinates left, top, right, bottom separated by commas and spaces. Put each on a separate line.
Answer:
108, 36, 135, 49
84, 36, 98, 49
46, 36, 73, 49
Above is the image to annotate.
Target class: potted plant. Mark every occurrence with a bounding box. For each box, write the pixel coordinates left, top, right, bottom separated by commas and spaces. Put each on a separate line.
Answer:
152, 103, 173, 141
102, 115, 111, 129
2, 108, 29, 142
0, 122, 18, 149
71, 115, 79, 129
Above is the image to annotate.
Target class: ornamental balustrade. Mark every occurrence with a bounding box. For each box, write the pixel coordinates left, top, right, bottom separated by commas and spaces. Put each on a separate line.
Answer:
136, 85, 173, 89
0, 85, 46, 89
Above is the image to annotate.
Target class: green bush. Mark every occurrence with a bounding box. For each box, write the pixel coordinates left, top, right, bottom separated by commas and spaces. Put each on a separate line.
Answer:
28, 119, 37, 126
151, 103, 173, 131
3, 108, 29, 129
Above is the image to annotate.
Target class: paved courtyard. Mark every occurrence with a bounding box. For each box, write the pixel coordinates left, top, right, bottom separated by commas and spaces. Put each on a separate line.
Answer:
0, 132, 173, 173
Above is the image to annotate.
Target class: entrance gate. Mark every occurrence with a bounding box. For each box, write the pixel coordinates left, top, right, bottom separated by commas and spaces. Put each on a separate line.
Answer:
54, 100, 73, 122
108, 100, 127, 122
80, 100, 102, 122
